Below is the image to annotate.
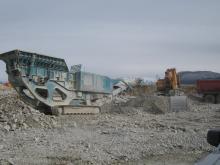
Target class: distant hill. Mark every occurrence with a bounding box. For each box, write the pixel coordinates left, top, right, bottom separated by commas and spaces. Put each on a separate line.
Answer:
179, 71, 220, 85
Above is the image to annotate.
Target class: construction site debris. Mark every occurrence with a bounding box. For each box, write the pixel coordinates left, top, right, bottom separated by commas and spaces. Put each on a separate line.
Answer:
0, 91, 57, 131
0, 90, 219, 164
102, 95, 170, 114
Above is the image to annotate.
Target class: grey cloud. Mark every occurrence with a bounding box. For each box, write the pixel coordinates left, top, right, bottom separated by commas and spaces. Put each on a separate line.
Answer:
0, 0, 220, 81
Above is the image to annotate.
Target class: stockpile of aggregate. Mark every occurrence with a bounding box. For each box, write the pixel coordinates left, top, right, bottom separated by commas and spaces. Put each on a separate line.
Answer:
0, 91, 57, 131
101, 95, 169, 114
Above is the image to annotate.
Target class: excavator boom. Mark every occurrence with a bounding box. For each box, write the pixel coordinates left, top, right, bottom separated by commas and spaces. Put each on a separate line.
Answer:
156, 68, 180, 95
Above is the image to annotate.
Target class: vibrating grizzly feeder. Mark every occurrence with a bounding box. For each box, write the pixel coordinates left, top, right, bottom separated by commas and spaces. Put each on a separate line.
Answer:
0, 50, 113, 114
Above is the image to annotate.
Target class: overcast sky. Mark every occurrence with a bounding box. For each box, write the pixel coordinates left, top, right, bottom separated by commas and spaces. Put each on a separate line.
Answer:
0, 0, 220, 81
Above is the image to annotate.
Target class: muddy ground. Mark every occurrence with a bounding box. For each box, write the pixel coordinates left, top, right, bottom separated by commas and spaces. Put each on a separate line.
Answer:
0, 90, 219, 165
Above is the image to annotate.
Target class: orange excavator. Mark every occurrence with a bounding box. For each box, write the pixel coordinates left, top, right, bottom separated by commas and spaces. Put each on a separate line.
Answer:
156, 69, 187, 112
156, 68, 180, 95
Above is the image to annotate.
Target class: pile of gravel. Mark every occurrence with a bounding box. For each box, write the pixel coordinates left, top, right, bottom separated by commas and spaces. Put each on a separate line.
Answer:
188, 95, 220, 112
101, 95, 169, 114
0, 92, 57, 132
141, 95, 169, 114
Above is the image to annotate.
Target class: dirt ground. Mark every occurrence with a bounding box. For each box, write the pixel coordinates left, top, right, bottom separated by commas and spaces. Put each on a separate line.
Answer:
0, 90, 219, 165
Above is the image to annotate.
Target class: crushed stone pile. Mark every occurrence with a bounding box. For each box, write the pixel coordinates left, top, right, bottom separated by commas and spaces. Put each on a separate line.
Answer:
188, 95, 220, 112
101, 95, 169, 114
0, 92, 57, 132
1, 89, 220, 164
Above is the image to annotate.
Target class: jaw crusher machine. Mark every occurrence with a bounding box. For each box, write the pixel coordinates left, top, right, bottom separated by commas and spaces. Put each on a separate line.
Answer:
0, 50, 113, 115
